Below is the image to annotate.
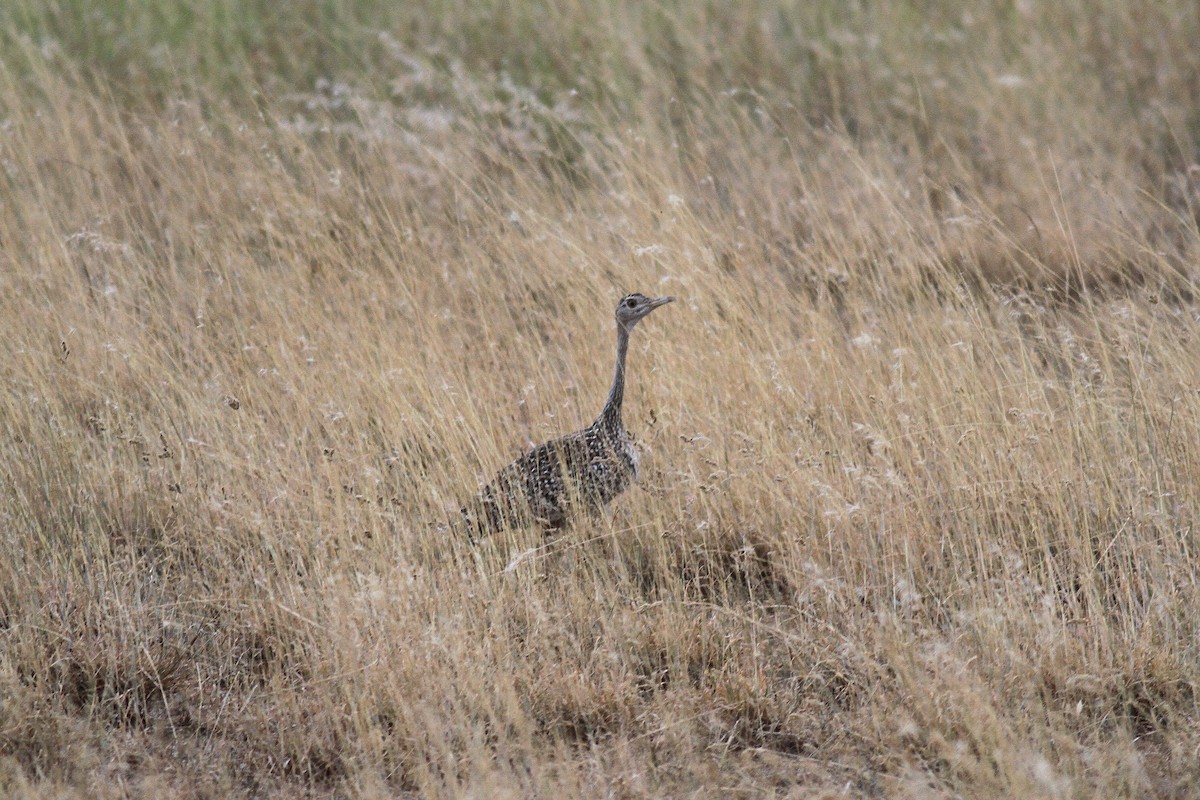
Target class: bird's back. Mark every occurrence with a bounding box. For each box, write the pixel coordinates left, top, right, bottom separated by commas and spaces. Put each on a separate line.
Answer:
463, 419, 638, 535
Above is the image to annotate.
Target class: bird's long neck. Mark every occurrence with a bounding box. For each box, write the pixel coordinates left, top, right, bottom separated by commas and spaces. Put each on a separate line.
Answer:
599, 322, 631, 429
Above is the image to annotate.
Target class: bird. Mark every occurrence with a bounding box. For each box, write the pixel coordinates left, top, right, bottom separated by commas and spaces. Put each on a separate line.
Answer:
461, 292, 675, 537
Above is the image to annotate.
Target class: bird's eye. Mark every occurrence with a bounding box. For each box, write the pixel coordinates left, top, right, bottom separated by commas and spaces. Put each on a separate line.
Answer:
625, 298, 637, 308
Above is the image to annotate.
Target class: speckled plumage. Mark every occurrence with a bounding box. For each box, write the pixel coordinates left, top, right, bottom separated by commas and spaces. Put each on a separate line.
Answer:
462, 293, 673, 536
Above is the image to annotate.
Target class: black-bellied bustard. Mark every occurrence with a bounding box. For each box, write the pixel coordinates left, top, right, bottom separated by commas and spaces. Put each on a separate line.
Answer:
462, 293, 674, 536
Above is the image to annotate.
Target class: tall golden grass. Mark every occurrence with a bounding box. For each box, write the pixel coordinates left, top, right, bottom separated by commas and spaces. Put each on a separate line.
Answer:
2, 4, 1200, 796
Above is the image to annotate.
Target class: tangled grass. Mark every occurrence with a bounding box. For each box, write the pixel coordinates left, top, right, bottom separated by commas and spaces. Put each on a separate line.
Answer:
2, 2, 1200, 797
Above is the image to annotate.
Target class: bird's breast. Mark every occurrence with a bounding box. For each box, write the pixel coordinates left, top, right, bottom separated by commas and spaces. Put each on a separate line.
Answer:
618, 431, 640, 479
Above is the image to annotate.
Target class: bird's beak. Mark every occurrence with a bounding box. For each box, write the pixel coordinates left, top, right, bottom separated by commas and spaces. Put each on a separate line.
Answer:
650, 296, 675, 309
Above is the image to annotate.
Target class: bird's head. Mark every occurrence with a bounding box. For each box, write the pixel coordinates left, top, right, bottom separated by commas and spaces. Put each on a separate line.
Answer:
615, 293, 674, 331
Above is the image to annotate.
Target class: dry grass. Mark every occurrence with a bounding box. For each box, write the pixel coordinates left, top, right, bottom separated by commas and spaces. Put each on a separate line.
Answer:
3, 3, 1200, 797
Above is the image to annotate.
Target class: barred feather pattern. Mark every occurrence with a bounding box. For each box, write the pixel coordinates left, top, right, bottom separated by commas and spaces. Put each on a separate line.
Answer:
465, 421, 639, 532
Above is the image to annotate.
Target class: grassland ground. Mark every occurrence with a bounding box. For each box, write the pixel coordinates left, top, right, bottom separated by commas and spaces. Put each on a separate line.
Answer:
2, 2, 1200, 797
